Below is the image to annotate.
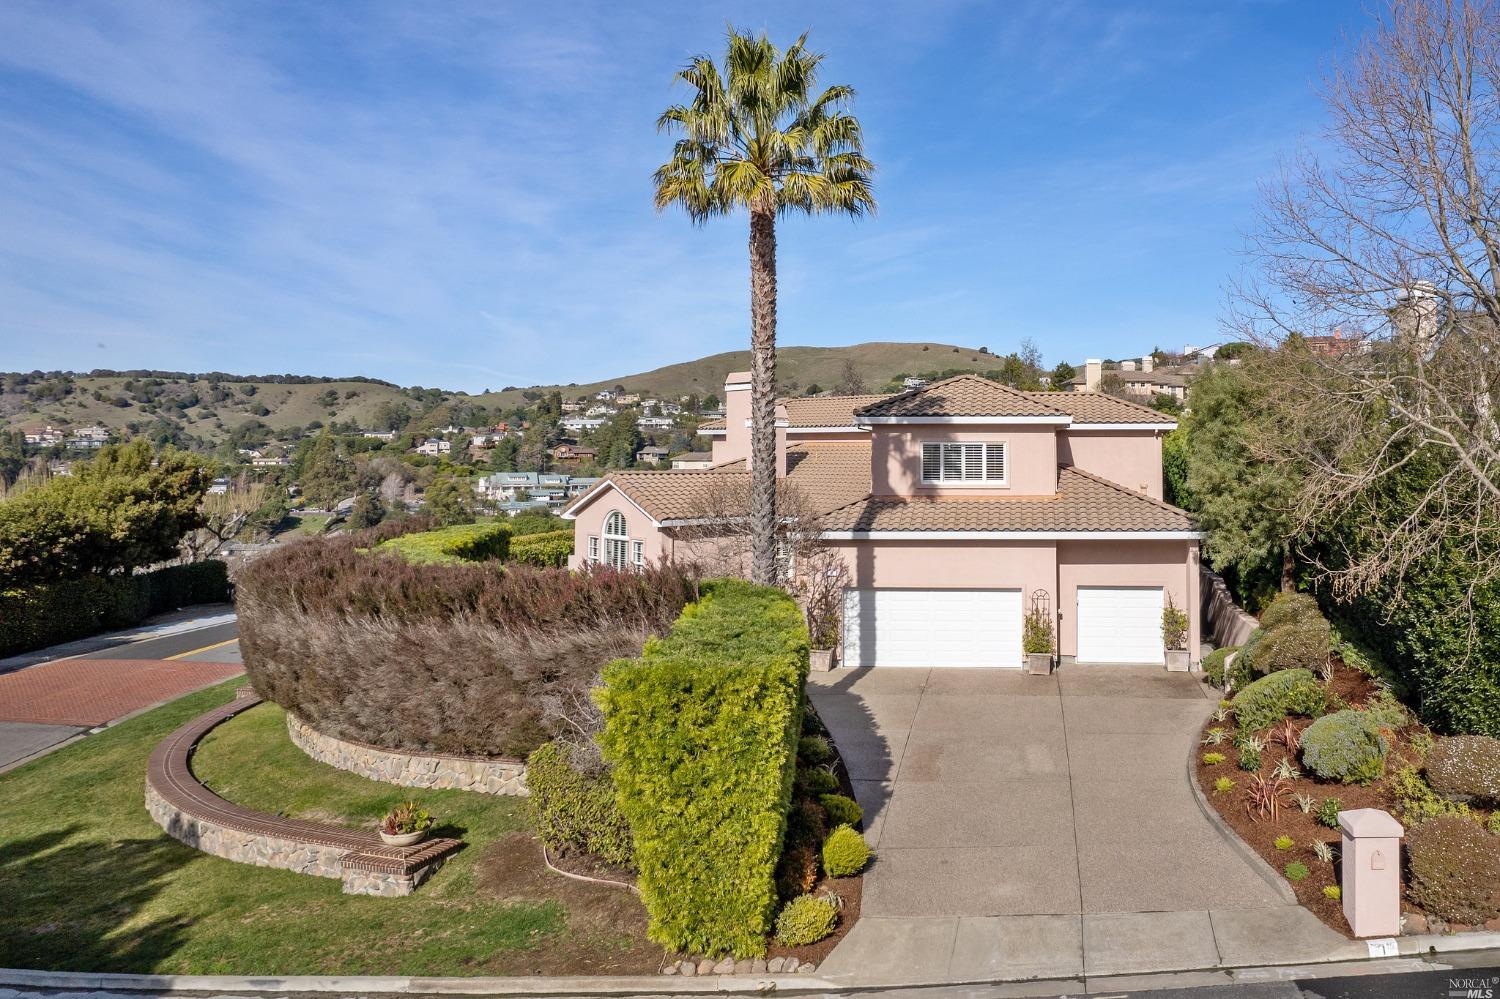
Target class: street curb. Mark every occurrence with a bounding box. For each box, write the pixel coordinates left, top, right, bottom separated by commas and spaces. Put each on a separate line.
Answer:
0, 607, 237, 675
1184, 732, 1299, 904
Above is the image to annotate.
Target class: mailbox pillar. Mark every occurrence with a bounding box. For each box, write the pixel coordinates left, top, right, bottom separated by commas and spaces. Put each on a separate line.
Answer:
1338, 808, 1404, 938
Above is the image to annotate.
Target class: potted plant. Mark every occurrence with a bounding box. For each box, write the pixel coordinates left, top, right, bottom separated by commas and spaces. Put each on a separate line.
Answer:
794, 549, 848, 672
1162, 595, 1191, 671
1023, 604, 1055, 675
379, 800, 434, 847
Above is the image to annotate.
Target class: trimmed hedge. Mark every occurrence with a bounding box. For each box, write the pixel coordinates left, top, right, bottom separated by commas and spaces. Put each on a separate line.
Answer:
1202, 646, 1242, 689
1425, 736, 1500, 807
0, 561, 230, 658
1242, 617, 1331, 675
376, 522, 511, 564
1406, 815, 1500, 924
238, 527, 696, 757
508, 530, 574, 568
1300, 709, 1389, 784
599, 580, 809, 958
1259, 592, 1323, 631
525, 740, 633, 868
1232, 668, 1327, 734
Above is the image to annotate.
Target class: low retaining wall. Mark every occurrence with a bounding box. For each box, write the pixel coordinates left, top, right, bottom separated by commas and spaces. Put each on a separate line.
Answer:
146, 693, 459, 896
1201, 566, 1258, 649
286, 714, 527, 796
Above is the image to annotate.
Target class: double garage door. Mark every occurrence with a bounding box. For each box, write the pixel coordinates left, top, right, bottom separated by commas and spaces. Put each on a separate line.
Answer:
842, 586, 1166, 668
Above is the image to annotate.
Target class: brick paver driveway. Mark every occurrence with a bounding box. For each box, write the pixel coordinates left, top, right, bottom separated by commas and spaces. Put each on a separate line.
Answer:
0, 658, 244, 727
808, 665, 1289, 918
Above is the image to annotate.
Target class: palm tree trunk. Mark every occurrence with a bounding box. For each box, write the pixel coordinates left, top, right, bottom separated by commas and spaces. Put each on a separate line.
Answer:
748, 198, 779, 586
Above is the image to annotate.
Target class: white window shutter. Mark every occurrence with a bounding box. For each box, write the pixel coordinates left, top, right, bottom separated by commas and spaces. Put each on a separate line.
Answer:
985, 442, 1006, 481
921, 443, 941, 482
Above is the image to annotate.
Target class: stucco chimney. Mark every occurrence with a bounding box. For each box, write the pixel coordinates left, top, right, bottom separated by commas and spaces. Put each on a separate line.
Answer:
716, 371, 752, 465
774, 404, 789, 478
1084, 359, 1102, 391
1392, 282, 1439, 344
1120, 360, 1137, 372
1140, 355, 1154, 373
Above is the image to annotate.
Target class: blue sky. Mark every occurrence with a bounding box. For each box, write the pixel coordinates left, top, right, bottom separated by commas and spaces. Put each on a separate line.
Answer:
0, 1, 1368, 392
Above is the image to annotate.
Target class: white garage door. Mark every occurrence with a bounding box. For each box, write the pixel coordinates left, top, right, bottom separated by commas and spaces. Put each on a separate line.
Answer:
842, 589, 1022, 668
1076, 586, 1165, 664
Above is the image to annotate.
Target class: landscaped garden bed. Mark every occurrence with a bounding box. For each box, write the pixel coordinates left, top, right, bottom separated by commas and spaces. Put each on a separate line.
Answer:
1195, 593, 1500, 937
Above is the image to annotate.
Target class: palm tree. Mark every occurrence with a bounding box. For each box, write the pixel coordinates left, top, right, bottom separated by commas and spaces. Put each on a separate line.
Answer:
653, 28, 874, 585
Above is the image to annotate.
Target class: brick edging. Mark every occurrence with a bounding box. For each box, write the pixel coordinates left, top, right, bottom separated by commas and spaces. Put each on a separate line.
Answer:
145, 692, 459, 896
285, 714, 528, 796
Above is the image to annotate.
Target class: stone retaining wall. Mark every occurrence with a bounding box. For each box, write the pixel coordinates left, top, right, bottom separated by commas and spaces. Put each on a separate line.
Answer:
1201, 566, 1258, 649
287, 714, 527, 796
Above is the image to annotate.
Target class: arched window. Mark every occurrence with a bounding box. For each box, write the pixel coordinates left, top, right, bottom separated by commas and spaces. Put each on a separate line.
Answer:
603, 511, 629, 568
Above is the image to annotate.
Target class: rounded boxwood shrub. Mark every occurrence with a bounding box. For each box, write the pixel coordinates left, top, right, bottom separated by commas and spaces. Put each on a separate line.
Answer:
1425, 735, 1500, 807
1233, 668, 1328, 735
774, 894, 839, 946
1242, 617, 1331, 675
819, 793, 863, 828
821, 825, 870, 877
799, 768, 839, 796
1406, 815, 1500, 924
1202, 646, 1240, 688
1259, 592, 1323, 631
1300, 709, 1389, 784
799, 735, 832, 765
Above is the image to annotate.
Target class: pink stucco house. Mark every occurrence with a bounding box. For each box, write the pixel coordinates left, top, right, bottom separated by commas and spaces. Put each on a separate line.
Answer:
563, 372, 1202, 669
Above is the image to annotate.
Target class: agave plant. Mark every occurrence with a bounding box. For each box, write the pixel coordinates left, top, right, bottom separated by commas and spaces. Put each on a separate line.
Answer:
1312, 840, 1336, 864
1213, 705, 1232, 723
1243, 773, 1292, 824
1272, 757, 1301, 781
1202, 727, 1227, 746
1295, 793, 1316, 813
1241, 733, 1268, 754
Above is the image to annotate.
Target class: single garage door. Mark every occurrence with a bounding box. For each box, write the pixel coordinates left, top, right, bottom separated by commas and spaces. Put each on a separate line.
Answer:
842, 589, 1022, 668
1076, 586, 1165, 664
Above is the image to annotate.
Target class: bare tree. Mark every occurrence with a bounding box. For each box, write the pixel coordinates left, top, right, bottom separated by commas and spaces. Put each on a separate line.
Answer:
1229, 0, 1500, 605
835, 359, 868, 396
182, 481, 269, 560
670, 475, 828, 583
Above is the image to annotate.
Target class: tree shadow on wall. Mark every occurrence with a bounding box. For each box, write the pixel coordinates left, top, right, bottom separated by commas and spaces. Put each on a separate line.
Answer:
0, 825, 196, 972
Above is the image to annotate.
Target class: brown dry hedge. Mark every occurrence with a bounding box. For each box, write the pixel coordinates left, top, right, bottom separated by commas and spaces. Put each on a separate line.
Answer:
237, 524, 697, 758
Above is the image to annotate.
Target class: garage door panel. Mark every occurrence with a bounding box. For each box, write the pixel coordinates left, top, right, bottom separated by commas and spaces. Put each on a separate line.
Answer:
843, 589, 1021, 668
1076, 586, 1164, 664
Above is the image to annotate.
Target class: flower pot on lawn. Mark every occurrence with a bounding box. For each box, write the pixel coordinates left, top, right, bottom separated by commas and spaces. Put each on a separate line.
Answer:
379, 829, 426, 848
1026, 653, 1054, 675
1165, 649, 1191, 672
809, 648, 836, 672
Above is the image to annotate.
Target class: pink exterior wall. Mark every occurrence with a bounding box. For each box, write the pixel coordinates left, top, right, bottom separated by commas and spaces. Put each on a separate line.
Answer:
1056, 539, 1200, 660
565, 493, 669, 570
870, 425, 1059, 497
1058, 430, 1166, 499
717, 372, 752, 465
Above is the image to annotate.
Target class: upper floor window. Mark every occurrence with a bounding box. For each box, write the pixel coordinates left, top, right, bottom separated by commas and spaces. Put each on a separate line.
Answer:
604, 511, 630, 569
921, 441, 1007, 485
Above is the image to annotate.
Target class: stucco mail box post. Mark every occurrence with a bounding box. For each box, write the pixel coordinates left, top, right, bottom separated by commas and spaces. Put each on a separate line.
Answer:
1337, 808, 1403, 937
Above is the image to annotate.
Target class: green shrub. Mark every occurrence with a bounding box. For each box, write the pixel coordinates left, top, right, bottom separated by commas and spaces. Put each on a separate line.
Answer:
1362, 689, 1411, 730
798, 735, 832, 765
0, 560, 230, 658
525, 741, 633, 868
1242, 617, 1331, 675
1406, 816, 1500, 924
1488, 811, 1500, 835
1284, 861, 1309, 882
506, 512, 568, 536
599, 580, 809, 958
1233, 668, 1328, 735
773, 894, 838, 946
376, 522, 511, 564
1392, 766, 1471, 824
1238, 627, 1267, 670
1203, 752, 1227, 766
507, 530, 573, 567
1238, 746, 1262, 771
821, 825, 870, 877
820, 793, 862, 828
1317, 798, 1342, 828
799, 768, 839, 796
1259, 592, 1323, 631
1202, 646, 1240, 688
1214, 776, 1235, 794
1323, 885, 1342, 901
1300, 710, 1389, 784
1425, 736, 1500, 807
1274, 835, 1295, 850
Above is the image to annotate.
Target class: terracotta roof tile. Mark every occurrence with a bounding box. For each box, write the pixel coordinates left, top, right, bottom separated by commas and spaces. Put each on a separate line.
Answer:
783, 395, 891, 427
855, 374, 1070, 419
816, 466, 1196, 534
1024, 391, 1177, 424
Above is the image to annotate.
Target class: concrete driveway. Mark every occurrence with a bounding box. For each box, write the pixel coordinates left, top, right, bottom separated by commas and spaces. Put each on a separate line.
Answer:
807, 665, 1355, 984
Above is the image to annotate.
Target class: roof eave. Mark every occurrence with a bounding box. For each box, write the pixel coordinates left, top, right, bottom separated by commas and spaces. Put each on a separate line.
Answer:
856, 415, 1073, 426
818, 529, 1204, 541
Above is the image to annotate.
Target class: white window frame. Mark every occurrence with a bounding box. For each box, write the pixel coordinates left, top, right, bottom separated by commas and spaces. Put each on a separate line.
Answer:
603, 511, 630, 569
920, 441, 1008, 486
631, 540, 644, 567
587, 535, 599, 562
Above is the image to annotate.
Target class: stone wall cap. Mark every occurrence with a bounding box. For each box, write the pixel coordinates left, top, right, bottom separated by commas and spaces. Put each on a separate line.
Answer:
1338, 807, 1403, 838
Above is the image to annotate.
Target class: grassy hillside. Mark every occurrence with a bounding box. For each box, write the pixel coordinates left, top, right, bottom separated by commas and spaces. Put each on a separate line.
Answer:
475, 340, 1006, 408
1, 341, 1006, 445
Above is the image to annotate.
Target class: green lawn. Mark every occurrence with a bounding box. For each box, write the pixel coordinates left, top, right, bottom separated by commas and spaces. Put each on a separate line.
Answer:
0, 682, 656, 976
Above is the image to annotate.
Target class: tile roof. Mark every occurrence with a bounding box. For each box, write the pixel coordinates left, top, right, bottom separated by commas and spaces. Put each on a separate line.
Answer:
855, 374, 1070, 420
698, 418, 726, 432
1023, 391, 1176, 424
784, 394, 892, 427
816, 466, 1197, 534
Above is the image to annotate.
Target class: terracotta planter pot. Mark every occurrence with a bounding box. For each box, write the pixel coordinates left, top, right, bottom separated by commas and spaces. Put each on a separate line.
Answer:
380, 829, 426, 848
1026, 653, 1054, 676
809, 648, 836, 672
1165, 649, 1191, 672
